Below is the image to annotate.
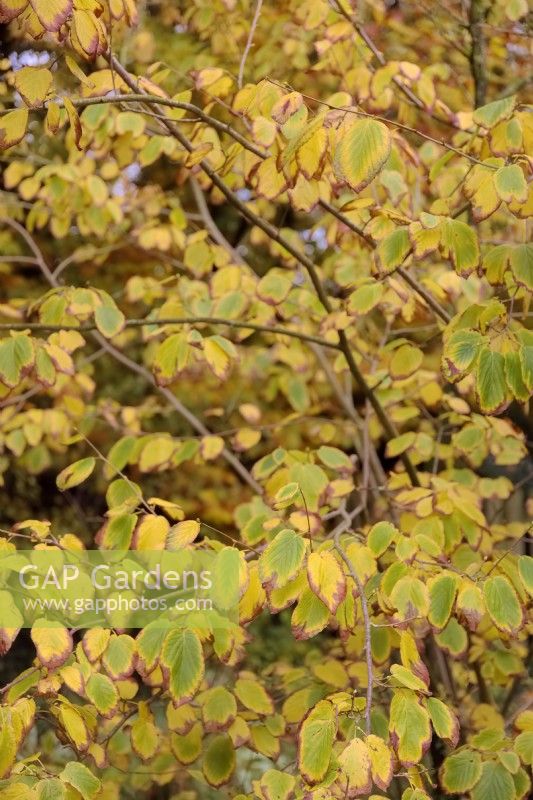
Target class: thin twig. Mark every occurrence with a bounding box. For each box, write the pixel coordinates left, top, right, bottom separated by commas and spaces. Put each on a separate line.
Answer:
238, 0, 264, 89
189, 176, 246, 264
0, 218, 56, 285
333, 530, 373, 734
0, 318, 341, 350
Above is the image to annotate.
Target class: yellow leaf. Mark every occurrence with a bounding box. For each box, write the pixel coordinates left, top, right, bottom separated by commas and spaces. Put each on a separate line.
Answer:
82, 627, 111, 662
0, 108, 29, 150
58, 704, 90, 751
296, 126, 327, 179
306, 550, 346, 613
138, 435, 175, 472
201, 434, 225, 461
334, 119, 391, 192
366, 734, 394, 790
203, 336, 237, 380
29, 0, 72, 32
13, 67, 52, 108
31, 621, 73, 669
71, 8, 105, 58
338, 737, 372, 795
0, 0, 26, 24
133, 514, 169, 549
167, 519, 201, 548
63, 96, 82, 149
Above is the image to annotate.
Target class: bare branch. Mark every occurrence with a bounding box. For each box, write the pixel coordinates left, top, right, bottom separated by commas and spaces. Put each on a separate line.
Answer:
0, 317, 342, 351
238, 0, 264, 89
333, 530, 374, 734
468, 0, 488, 107
189, 177, 246, 265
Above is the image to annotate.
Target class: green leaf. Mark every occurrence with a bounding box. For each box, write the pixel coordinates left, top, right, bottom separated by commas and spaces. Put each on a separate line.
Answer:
257, 272, 292, 305
515, 731, 533, 766
390, 576, 429, 622
471, 760, 515, 800
518, 555, 533, 598
334, 118, 391, 191
35, 778, 67, 800
476, 348, 508, 414
297, 700, 337, 784
258, 529, 308, 590
317, 445, 353, 471
473, 94, 516, 128
136, 619, 171, 674
0, 334, 34, 388
102, 634, 136, 680
440, 219, 479, 277
390, 344, 423, 379
348, 282, 384, 314
368, 521, 398, 557
426, 697, 459, 746
203, 335, 237, 380
440, 749, 482, 793
519, 345, 533, 392
435, 618, 468, 657
96, 513, 137, 549
375, 228, 411, 274
273, 482, 300, 509
386, 431, 416, 458
442, 329, 483, 382
389, 689, 431, 766
0, 708, 17, 779
202, 734, 236, 787
201, 686, 237, 731
59, 762, 101, 800
505, 351, 530, 402
234, 677, 274, 715
153, 333, 190, 386
56, 456, 95, 490
494, 164, 528, 204
483, 575, 524, 635
390, 664, 429, 693
291, 586, 330, 639
428, 573, 458, 630
94, 293, 125, 338
171, 722, 202, 764
161, 628, 204, 704
510, 244, 533, 291
86, 673, 119, 716
106, 478, 142, 510
104, 435, 136, 479
259, 769, 296, 800
498, 751, 520, 774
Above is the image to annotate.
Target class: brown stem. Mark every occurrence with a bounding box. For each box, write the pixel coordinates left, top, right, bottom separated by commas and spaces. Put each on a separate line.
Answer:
333, 532, 374, 734
0, 318, 341, 351
468, 0, 488, 107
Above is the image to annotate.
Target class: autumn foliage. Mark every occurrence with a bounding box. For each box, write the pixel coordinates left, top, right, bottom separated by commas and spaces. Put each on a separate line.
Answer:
0, 1, 532, 799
